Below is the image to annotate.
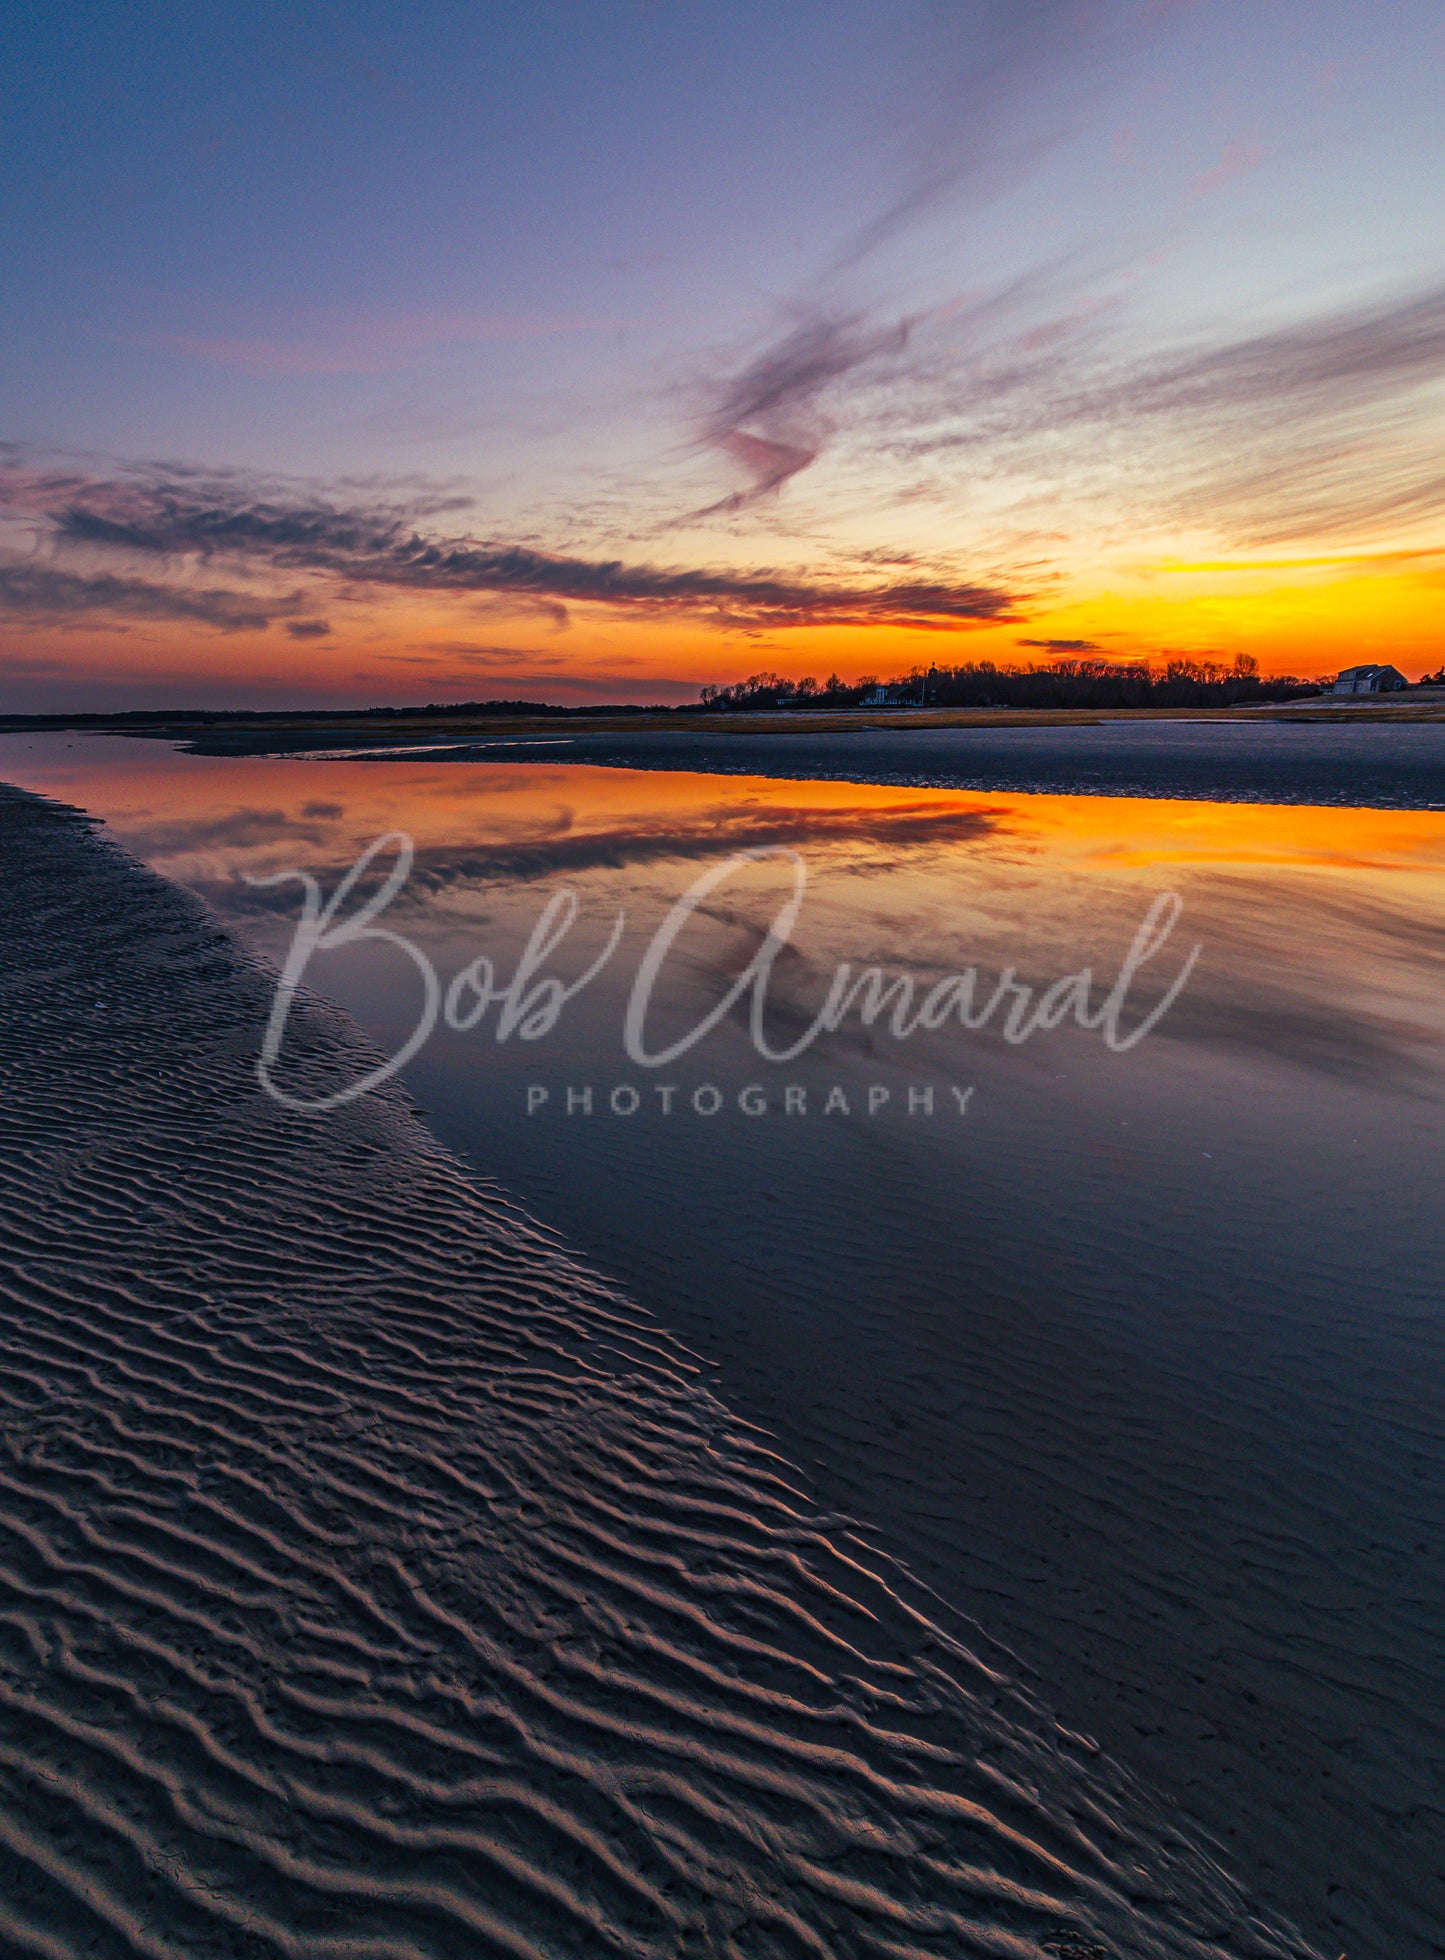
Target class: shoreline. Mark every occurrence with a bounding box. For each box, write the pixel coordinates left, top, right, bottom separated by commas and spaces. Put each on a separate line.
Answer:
189, 716, 1445, 811
0, 783, 1321, 1960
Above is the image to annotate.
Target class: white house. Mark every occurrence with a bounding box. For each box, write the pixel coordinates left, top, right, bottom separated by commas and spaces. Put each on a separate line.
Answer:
1331, 664, 1408, 695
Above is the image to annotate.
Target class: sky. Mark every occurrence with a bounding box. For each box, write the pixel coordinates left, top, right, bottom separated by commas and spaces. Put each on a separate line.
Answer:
2, 0, 1443, 710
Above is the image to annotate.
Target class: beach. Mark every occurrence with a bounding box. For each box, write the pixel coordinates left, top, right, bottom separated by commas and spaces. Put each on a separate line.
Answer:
8, 0, 1445, 1950
216, 717, 1445, 810
0, 780, 1344, 1960
2, 726, 1443, 1957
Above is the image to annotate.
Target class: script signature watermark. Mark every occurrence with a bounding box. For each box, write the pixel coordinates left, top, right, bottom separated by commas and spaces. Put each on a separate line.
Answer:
246, 833, 1202, 1113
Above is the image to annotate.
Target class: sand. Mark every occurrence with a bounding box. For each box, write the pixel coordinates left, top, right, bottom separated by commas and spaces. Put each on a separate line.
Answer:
315, 718, 1445, 810
0, 781, 1332, 1958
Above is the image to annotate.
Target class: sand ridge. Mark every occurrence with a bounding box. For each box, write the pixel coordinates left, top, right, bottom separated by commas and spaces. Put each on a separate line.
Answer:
0, 783, 1322, 1957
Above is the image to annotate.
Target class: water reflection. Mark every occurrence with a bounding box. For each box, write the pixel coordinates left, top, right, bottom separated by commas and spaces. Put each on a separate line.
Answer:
9, 733, 1440, 1087
3, 729, 1443, 1948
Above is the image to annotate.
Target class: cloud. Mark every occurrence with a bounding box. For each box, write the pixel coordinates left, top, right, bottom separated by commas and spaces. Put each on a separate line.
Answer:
882, 279, 1445, 547
1090, 280, 1445, 543
1127, 282, 1445, 420
0, 457, 1019, 631
838, 0, 1110, 272
1188, 137, 1266, 200
674, 10, 1433, 555
405, 799, 1007, 885
210, 797, 1011, 907
406, 642, 553, 666
696, 313, 912, 512
0, 559, 288, 632
286, 618, 332, 639
1017, 637, 1102, 653
687, 0, 1128, 511
0, 655, 69, 677
120, 807, 338, 855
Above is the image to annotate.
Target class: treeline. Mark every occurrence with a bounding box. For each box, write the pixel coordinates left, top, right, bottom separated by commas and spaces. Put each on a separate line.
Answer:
693, 656, 1324, 713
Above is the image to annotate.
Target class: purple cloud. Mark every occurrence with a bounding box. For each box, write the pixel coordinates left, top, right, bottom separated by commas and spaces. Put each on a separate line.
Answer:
0, 456, 1020, 632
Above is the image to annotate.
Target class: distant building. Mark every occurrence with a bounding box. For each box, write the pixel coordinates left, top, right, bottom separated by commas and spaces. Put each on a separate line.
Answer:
1332, 664, 1408, 694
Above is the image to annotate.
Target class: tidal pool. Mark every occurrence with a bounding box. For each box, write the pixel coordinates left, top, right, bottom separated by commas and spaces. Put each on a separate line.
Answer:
3, 728, 1442, 1957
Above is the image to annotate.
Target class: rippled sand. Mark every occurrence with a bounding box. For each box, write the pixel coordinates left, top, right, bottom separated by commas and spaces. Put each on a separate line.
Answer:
0, 784, 1323, 1958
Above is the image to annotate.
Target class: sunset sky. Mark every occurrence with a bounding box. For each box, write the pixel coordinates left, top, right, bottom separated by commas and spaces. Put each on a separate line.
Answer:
3, 0, 1443, 709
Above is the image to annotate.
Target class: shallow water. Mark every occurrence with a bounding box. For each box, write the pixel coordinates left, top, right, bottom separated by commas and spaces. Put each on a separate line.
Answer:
3, 730, 1443, 1958
14, 786, 1306, 1960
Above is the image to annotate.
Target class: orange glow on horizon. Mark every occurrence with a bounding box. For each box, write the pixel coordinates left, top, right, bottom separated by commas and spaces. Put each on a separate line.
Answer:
7, 548, 1443, 709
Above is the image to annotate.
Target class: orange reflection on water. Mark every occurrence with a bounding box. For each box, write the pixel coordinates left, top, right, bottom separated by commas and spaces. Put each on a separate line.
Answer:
4, 727, 1443, 1107
5, 735, 1445, 894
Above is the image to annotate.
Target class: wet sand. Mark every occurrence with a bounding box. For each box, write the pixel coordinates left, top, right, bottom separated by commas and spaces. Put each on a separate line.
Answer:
337, 719, 1445, 810
1, 737, 1442, 1958
0, 782, 1326, 1959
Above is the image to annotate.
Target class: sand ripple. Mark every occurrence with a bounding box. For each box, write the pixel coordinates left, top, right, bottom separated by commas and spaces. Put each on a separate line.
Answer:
0, 786, 1320, 1959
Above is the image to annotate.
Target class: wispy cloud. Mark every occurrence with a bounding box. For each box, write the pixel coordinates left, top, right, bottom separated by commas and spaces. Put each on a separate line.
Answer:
880, 279, 1445, 548
679, 12, 1444, 558
1188, 137, 1266, 200
695, 313, 913, 513
0, 457, 1019, 632
689, 0, 1125, 512
1124, 282, 1445, 420
404, 641, 550, 666
122, 807, 339, 855
202, 796, 1011, 907
1087, 281, 1445, 544
1017, 637, 1103, 653
835, 0, 1110, 273
398, 796, 1008, 884
0, 560, 291, 632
